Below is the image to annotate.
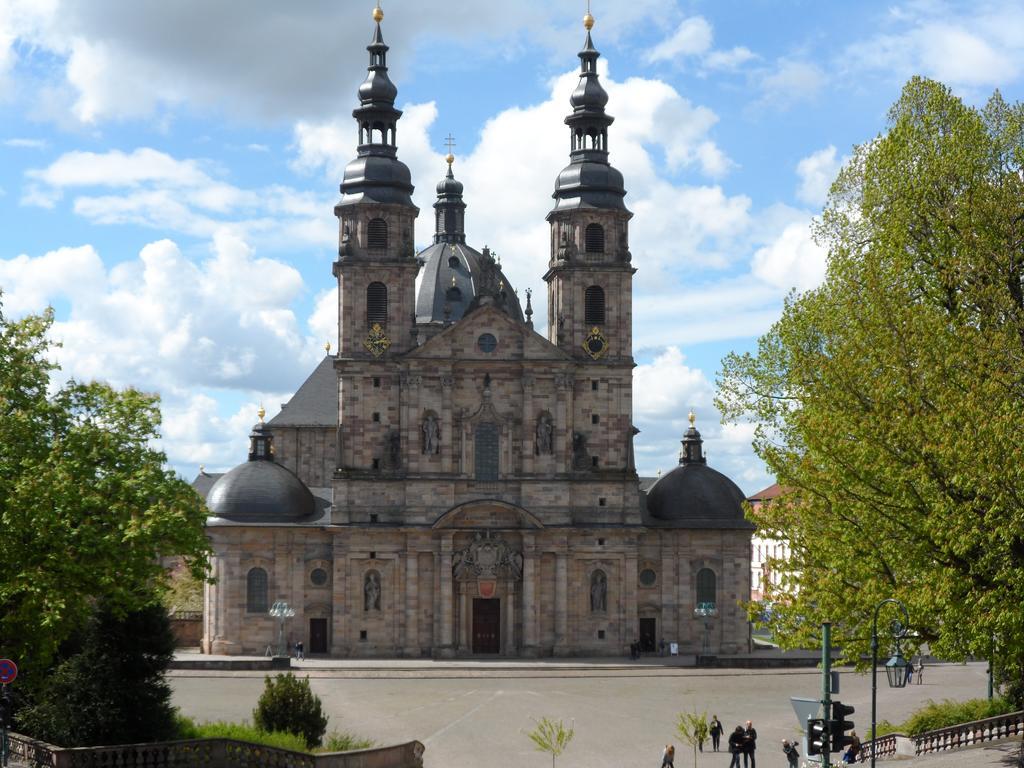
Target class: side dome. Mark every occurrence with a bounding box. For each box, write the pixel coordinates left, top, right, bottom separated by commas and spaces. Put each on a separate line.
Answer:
206, 420, 316, 523
645, 414, 750, 528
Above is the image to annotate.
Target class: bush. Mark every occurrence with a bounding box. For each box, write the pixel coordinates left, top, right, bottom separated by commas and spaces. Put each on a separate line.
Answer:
175, 715, 308, 751
901, 698, 1015, 736
321, 731, 375, 752
252, 673, 328, 749
17, 603, 178, 746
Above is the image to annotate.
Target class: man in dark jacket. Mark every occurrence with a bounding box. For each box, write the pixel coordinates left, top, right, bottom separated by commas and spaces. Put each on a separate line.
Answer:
782, 739, 799, 768
727, 726, 744, 768
743, 720, 758, 768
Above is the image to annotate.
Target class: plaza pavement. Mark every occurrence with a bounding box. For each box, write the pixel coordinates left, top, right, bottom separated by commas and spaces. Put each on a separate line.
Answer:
169, 659, 1005, 767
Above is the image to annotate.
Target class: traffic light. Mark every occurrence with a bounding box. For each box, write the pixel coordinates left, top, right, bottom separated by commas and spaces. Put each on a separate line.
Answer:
807, 717, 828, 755
829, 700, 856, 753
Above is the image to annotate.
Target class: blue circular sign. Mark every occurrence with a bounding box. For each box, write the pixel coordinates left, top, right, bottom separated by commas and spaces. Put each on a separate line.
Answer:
0, 659, 16, 684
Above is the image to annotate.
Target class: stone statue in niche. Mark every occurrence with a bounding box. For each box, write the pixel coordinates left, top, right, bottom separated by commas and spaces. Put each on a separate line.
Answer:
590, 570, 607, 612
422, 413, 440, 455
572, 431, 588, 470
339, 223, 353, 258
364, 571, 381, 611
535, 413, 554, 455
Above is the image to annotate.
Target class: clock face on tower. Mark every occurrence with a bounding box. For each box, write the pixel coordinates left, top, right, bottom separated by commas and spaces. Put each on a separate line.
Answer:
583, 326, 609, 360
363, 323, 391, 357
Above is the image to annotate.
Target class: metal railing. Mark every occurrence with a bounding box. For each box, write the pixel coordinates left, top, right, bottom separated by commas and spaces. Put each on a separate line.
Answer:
5, 733, 424, 768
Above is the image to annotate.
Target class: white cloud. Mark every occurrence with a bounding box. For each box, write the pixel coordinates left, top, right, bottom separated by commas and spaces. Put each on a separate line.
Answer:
4, 137, 48, 149
633, 346, 714, 420
704, 46, 757, 71
646, 17, 713, 63
757, 60, 826, 109
795, 145, 843, 207
751, 219, 827, 292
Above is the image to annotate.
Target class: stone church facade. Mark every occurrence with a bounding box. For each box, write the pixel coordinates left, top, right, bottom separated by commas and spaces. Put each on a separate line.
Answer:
196, 8, 754, 659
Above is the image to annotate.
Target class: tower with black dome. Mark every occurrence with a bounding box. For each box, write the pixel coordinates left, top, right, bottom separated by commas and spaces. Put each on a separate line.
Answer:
333, 4, 419, 359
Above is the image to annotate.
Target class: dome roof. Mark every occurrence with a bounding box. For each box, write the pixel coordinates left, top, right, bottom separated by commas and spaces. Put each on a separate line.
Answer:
645, 463, 748, 527
205, 422, 316, 523
416, 242, 524, 324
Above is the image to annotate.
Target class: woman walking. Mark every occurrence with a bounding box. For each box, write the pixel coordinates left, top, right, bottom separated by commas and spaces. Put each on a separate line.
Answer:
727, 726, 745, 768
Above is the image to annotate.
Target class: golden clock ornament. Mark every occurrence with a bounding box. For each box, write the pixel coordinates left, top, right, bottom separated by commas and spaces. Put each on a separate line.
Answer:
364, 323, 391, 357
583, 326, 609, 360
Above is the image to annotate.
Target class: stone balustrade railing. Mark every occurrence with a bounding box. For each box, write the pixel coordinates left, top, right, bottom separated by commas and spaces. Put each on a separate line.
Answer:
6, 733, 425, 768
861, 732, 900, 762
914, 709, 1024, 755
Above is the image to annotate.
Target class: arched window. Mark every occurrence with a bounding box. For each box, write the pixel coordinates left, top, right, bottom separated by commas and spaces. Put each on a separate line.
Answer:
474, 422, 499, 482
584, 223, 605, 253
366, 282, 388, 326
585, 285, 606, 324
696, 568, 716, 609
246, 567, 268, 613
590, 569, 607, 613
367, 218, 388, 249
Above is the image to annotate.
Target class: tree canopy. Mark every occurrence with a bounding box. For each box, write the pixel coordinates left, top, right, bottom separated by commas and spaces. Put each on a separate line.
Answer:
0, 301, 211, 677
717, 78, 1024, 684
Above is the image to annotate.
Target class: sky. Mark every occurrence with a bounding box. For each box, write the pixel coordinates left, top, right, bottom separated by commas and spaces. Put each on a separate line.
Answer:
1, 0, 1022, 494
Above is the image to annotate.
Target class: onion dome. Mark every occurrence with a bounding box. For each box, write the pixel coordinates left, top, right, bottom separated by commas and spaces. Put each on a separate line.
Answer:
645, 412, 751, 528
416, 156, 524, 324
549, 12, 628, 215
206, 410, 316, 524
336, 5, 415, 209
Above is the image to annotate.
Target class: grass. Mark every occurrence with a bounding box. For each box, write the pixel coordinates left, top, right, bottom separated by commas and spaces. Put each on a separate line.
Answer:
174, 715, 374, 754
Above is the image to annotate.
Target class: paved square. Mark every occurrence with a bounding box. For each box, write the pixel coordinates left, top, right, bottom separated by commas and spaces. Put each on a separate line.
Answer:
170, 661, 994, 766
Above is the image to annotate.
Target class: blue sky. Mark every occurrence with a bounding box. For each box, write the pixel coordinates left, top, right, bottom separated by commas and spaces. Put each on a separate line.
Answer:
1, 0, 1022, 493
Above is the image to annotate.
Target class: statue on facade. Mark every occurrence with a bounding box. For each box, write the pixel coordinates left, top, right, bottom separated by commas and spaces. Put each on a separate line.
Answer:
535, 413, 554, 455
422, 413, 440, 454
364, 571, 381, 611
590, 570, 607, 612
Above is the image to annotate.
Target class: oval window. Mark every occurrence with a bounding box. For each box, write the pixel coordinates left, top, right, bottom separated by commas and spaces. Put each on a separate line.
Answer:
639, 568, 657, 587
477, 333, 497, 353
310, 568, 329, 587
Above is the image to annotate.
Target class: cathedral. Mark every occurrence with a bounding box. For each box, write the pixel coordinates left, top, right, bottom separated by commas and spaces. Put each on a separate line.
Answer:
195, 7, 753, 658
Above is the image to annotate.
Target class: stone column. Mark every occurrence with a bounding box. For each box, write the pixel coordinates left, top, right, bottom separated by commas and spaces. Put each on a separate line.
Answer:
458, 589, 469, 653
331, 539, 349, 656
522, 376, 534, 474
522, 538, 539, 655
554, 550, 568, 653
404, 550, 418, 656
438, 538, 455, 657
441, 375, 454, 474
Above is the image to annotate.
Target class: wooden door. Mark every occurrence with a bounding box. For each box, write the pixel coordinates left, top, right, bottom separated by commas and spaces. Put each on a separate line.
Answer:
639, 617, 657, 653
309, 618, 328, 654
472, 598, 501, 654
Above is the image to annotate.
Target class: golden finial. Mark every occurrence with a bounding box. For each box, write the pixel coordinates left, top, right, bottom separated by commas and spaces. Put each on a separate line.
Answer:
688, 410, 696, 426
325, 341, 332, 354
583, 1, 595, 31
372, 3, 383, 23
258, 403, 266, 423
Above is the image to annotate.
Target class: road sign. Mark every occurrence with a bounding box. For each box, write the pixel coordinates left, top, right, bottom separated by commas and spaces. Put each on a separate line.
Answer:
791, 696, 822, 728
0, 659, 17, 684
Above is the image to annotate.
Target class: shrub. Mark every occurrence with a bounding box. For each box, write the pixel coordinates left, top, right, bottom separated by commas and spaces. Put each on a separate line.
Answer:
321, 731, 376, 752
252, 673, 328, 748
901, 697, 1014, 736
175, 715, 308, 751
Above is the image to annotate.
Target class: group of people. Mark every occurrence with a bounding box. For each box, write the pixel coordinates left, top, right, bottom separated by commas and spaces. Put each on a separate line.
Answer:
782, 730, 862, 766
659, 717, 756, 767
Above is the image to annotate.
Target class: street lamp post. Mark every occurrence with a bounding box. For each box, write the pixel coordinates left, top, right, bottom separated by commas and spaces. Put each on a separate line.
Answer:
694, 602, 717, 664
870, 598, 910, 768
269, 601, 295, 657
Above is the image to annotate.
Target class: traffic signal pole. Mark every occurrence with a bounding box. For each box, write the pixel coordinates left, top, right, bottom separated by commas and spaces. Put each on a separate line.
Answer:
821, 622, 832, 768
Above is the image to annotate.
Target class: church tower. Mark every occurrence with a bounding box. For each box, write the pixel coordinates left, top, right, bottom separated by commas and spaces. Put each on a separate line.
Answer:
333, 4, 419, 359
544, 10, 634, 364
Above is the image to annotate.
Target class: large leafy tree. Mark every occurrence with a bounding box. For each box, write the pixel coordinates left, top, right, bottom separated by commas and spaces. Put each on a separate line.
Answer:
717, 78, 1024, 690
0, 302, 211, 678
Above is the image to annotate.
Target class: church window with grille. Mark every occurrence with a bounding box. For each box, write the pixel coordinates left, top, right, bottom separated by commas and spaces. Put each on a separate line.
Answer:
585, 285, 606, 324
474, 422, 499, 482
696, 567, 716, 609
367, 218, 388, 249
246, 567, 268, 613
366, 282, 388, 326
584, 223, 605, 253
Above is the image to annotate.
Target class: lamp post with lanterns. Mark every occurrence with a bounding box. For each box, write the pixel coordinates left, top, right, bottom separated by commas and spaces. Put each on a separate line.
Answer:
870, 598, 910, 768
269, 601, 295, 658
694, 602, 717, 664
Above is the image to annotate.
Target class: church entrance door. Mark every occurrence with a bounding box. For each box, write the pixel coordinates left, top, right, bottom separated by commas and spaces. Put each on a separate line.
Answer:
639, 618, 657, 653
472, 598, 500, 654
309, 618, 328, 654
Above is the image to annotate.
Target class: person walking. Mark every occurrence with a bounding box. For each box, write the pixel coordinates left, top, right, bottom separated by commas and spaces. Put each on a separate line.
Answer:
709, 715, 723, 752
727, 726, 744, 768
904, 659, 915, 685
842, 731, 862, 764
782, 739, 800, 768
916, 659, 924, 684
742, 720, 758, 768
661, 744, 675, 768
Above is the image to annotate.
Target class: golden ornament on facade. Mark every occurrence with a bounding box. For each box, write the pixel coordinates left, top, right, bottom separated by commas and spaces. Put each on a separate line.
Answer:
363, 323, 391, 357
583, 326, 608, 360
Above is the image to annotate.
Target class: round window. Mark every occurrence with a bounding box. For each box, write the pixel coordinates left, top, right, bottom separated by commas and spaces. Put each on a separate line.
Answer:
310, 568, 329, 587
477, 333, 497, 353
639, 568, 657, 587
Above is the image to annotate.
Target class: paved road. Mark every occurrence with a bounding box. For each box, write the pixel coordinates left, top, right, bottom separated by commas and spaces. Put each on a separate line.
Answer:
170, 661, 997, 767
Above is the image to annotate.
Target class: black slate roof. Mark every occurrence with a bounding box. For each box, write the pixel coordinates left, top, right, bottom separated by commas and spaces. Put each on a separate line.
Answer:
267, 355, 337, 428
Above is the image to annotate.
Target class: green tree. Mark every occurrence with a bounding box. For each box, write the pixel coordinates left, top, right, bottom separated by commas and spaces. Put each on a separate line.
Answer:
717, 77, 1024, 700
253, 673, 329, 749
0, 302, 211, 678
675, 711, 709, 768
524, 717, 574, 768
17, 603, 179, 746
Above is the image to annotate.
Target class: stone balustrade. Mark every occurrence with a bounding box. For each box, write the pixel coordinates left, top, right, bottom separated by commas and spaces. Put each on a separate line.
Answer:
914, 709, 1024, 755
861, 732, 900, 762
